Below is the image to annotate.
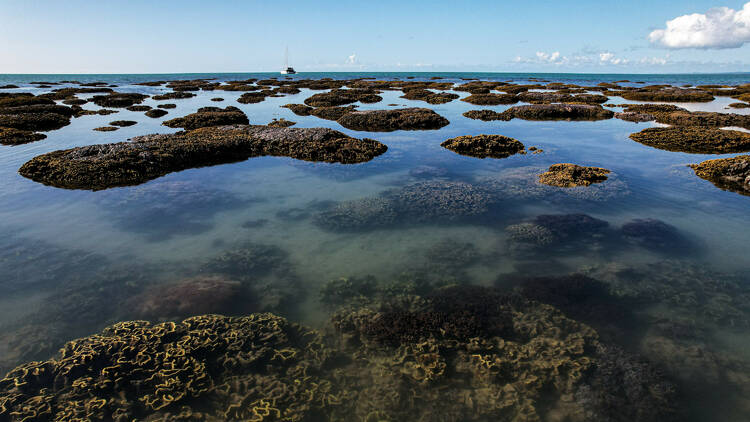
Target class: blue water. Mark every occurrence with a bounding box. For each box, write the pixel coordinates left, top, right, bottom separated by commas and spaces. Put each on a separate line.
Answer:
1, 72, 749, 421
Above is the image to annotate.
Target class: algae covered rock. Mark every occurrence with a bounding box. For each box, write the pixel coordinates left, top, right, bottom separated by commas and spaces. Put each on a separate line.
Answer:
504, 104, 614, 121
90, 92, 148, 108
337, 107, 450, 131
144, 108, 168, 118
267, 118, 296, 128
629, 126, 750, 153
538, 163, 611, 187
162, 106, 249, 130
461, 93, 518, 105
690, 154, 750, 195
441, 134, 525, 158
620, 87, 714, 102
304, 88, 382, 107
400, 88, 459, 104
0, 127, 46, 145
19, 125, 388, 190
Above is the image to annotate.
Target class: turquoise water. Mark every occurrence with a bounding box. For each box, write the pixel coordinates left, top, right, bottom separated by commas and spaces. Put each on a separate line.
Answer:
1, 73, 750, 421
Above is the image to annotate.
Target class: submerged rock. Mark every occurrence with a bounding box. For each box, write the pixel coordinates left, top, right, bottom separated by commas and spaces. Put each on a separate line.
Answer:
130, 276, 243, 318
162, 106, 249, 130
18, 125, 388, 190
337, 107, 449, 131
441, 134, 525, 158
690, 154, 750, 195
620, 218, 693, 252
538, 163, 611, 187
629, 127, 750, 153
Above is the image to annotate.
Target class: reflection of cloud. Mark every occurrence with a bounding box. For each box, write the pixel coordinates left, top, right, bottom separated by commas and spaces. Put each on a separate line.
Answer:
649, 2, 750, 49
346, 53, 357, 64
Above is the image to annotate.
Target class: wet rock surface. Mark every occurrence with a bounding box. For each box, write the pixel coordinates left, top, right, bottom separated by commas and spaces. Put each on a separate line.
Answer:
19, 125, 388, 190
629, 126, 750, 153
162, 106, 249, 130
337, 107, 450, 131
441, 134, 525, 158
538, 163, 611, 187
690, 154, 750, 195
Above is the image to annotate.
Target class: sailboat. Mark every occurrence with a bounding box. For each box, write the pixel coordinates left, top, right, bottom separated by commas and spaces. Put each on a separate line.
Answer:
281, 46, 296, 75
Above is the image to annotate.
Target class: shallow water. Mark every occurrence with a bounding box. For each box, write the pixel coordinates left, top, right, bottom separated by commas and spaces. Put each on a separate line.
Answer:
1, 72, 750, 421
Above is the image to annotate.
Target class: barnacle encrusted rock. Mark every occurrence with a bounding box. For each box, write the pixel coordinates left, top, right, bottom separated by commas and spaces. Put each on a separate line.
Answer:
18, 125, 388, 190
337, 107, 449, 131
690, 154, 750, 196
538, 163, 611, 187
441, 134, 525, 158
629, 127, 750, 153
162, 106, 249, 130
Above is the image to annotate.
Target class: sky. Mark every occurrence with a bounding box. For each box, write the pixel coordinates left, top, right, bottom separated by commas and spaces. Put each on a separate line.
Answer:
1, 0, 749, 74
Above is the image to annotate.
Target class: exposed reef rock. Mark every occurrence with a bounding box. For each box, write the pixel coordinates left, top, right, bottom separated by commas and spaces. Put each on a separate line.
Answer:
504, 104, 614, 121
400, 88, 459, 104
157, 103, 177, 109
690, 154, 750, 196
441, 134, 525, 158
0, 127, 46, 145
304, 88, 382, 107
92, 126, 118, 132
629, 127, 750, 153
337, 107, 449, 131
464, 104, 613, 121
19, 125, 388, 190
461, 93, 518, 105
281, 103, 313, 116
90, 93, 148, 108
538, 163, 611, 187
310, 105, 357, 121
619, 87, 714, 102
109, 120, 137, 127
162, 106, 249, 130
144, 109, 168, 118
125, 105, 151, 112
516, 91, 608, 104
152, 91, 196, 100
267, 118, 296, 128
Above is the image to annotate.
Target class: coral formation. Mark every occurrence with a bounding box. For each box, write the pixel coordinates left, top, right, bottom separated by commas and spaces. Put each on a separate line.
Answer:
629, 127, 750, 153
538, 163, 611, 187
337, 108, 450, 131
690, 154, 750, 195
19, 125, 388, 190
441, 134, 525, 158
162, 106, 249, 130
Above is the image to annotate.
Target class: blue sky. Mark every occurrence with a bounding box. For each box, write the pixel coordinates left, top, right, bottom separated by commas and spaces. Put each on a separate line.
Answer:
1, 0, 749, 73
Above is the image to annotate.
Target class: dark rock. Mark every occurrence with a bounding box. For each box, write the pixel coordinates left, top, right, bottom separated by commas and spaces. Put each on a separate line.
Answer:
630, 126, 750, 153
0, 128, 46, 145
93, 126, 118, 132
304, 89, 382, 107
690, 154, 750, 196
90, 93, 149, 108
441, 134, 525, 158
19, 125, 388, 190
461, 93, 519, 105
538, 163, 611, 187
163, 106, 249, 130
157, 103, 177, 109
337, 107, 449, 131
144, 109, 168, 118
126, 105, 152, 112
108, 120, 137, 127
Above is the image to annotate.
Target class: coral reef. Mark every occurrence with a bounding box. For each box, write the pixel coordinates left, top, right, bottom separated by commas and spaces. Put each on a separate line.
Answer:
129, 276, 244, 319
19, 125, 387, 190
538, 163, 611, 187
620, 218, 693, 253
441, 134, 525, 158
629, 127, 750, 153
162, 106, 249, 130
690, 154, 750, 196
144, 108, 168, 118
337, 108, 450, 131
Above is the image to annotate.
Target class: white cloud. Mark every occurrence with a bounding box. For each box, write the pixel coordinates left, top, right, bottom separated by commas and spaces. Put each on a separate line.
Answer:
649, 2, 750, 49
512, 51, 669, 67
346, 53, 357, 64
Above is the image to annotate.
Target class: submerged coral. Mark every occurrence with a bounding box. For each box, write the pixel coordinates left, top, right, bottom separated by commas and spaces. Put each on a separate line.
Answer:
19, 125, 388, 190
538, 163, 611, 187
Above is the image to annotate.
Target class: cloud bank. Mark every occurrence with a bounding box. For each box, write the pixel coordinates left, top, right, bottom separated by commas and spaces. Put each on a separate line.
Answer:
649, 2, 750, 49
